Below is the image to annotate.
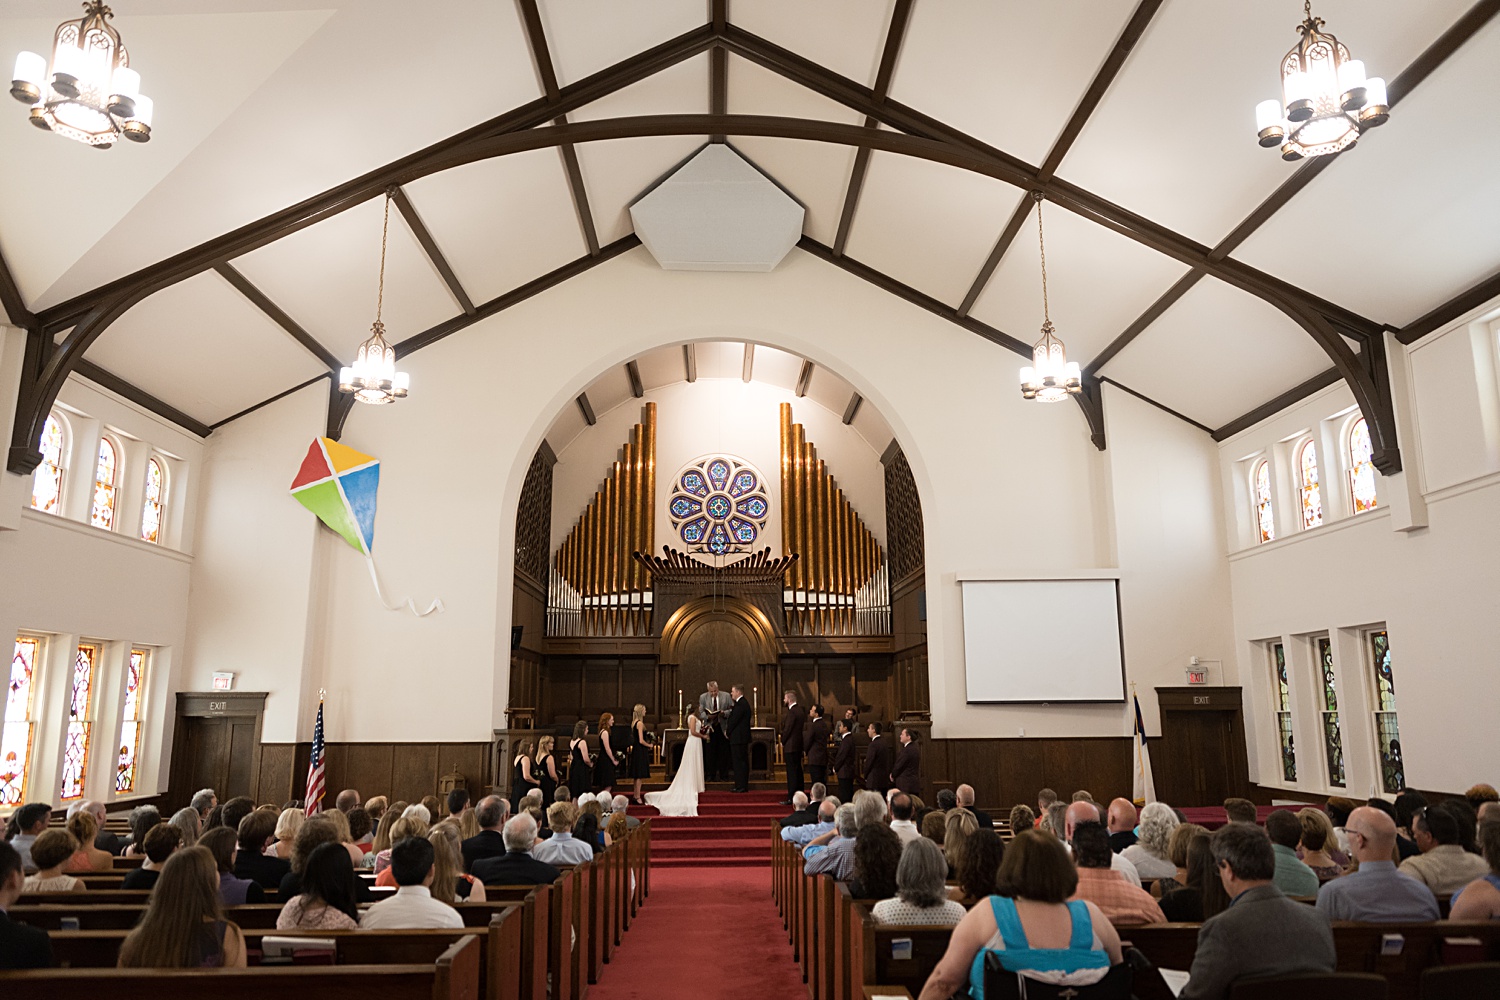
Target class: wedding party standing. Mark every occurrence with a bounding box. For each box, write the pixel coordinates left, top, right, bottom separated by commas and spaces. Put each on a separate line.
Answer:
534, 736, 558, 804
727, 684, 752, 793
780, 690, 807, 803
511, 739, 538, 813
627, 704, 652, 805
645, 709, 705, 816
595, 713, 620, 798
806, 704, 830, 789
699, 681, 731, 781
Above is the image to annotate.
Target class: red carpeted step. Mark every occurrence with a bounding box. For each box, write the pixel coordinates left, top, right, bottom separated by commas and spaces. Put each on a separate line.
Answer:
638, 792, 792, 867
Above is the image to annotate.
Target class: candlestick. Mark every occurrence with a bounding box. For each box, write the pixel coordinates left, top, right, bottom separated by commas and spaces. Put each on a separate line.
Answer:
753, 686, 758, 727
678, 689, 683, 730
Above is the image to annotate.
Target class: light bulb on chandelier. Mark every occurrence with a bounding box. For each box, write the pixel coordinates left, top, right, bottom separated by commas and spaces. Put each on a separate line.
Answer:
10, 2, 153, 147
1019, 193, 1080, 403
339, 193, 410, 405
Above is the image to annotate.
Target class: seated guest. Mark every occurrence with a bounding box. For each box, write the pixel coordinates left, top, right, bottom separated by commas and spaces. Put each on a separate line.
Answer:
122, 824, 181, 890
606, 810, 627, 844
1072, 790, 1095, 804
198, 827, 264, 906
368, 808, 400, 868
1223, 797, 1258, 825
849, 822, 902, 900
805, 803, 859, 878
191, 788, 218, 824
335, 788, 361, 814
1069, 821, 1164, 926
421, 795, 442, 819
956, 827, 1004, 906
360, 836, 464, 929
277, 842, 359, 930
1008, 804, 1035, 836
532, 802, 594, 866
1043, 802, 1068, 841
934, 788, 958, 813
1178, 823, 1334, 1000
1160, 833, 1230, 923
0, 841, 52, 968
1465, 783, 1499, 816
448, 789, 474, 832
920, 810, 946, 845
169, 807, 201, 848
1151, 822, 1209, 898
374, 815, 431, 880
890, 794, 921, 844
1106, 798, 1138, 852
1036, 787, 1059, 824
474, 813, 560, 886
609, 795, 641, 830
365, 795, 389, 830
1065, 800, 1143, 888
1317, 806, 1438, 921
875, 838, 966, 926
943, 808, 979, 878
915, 829, 1122, 999
1326, 796, 1360, 856
118, 846, 247, 968
462, 795, 509, 871
320, 807, 365, 867
1297, 808, 1346, 883
219, 796, 256, 838
269, 807, 303, 858
74, 801, 124, 856
956, 784, 992, 829
573, 811, 606, 855
429, 822, 485, 903
1450, 819, 1500, 920
1264, 810, 1320, 897
1401, 801, 1490, 894
1480, 801, 1500, 826
1121, 802, 1180, 879
21, 830, 84, 893
233, 809, 290, 890
779, 791, 813, 828
782, 797, 837, 847
8, 803, 51, 871
64, 810, 113, 871
1394, 789, 1427, 860
347, 806, 374, 853
281, 815, 344, 896
122, 804, 160, 860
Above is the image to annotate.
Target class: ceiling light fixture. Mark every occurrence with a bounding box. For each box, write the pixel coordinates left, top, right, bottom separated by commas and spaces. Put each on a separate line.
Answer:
1019, 193, 1080, 403
339, 193, 410, 406
1254, 1, 1388, 161
10, 2, 152, 147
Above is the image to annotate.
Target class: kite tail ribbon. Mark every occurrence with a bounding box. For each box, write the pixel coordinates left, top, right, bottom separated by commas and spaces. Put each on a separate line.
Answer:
364, 553, 445, 617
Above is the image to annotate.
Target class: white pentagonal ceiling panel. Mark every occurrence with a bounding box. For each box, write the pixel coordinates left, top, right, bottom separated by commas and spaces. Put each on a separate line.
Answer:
844, 151, 1024, 305
890, 0, 1138, 166
970, 202, 1192, 364
539, 0, 706, 87
732, 0, 895, 89
1060, 0, 1479, 247
1233, 15, 1500, 327
83, 270, 327, 425
231, 196, 460, 361
402, 149, 587, 303
575, 136, 709, 245
1098, 278, 1336, 428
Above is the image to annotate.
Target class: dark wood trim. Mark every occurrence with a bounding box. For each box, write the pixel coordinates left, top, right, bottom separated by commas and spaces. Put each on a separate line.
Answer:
0, 242, 35, 329
795, 359, 813, 397
1396, 268, 1500, 345
576, 392, 596, 425
1210, 367, 1343, 441
210, 373, 328, 430
841, 393, 862, 425
556, 141, 601, 257
1097, 376, 1214, 435
213, 262, 342, 371
709, 0, 728, 144
1087, 271, 1200, 375
956, 198, 1033, 318
741, 342, 754, 382
326, 377, 357, 441
683, 343, 697, 382
1386, 0, 1500, 108
517, 0, 561, 101
625, 359, 644, 397
73, 359, 213, 437
389, 185, 475, 316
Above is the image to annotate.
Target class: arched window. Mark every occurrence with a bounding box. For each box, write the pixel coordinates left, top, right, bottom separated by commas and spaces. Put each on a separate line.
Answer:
1348, 417, 1378, 513
90, 437, 119, 530
1253, 459, 1275, 543
1297, 440, 1323, 529
140, 456, 166, 544
29, 413, 67, 513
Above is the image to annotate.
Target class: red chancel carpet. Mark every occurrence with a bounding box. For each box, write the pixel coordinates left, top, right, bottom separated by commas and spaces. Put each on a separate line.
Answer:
588, 865, 805, 1000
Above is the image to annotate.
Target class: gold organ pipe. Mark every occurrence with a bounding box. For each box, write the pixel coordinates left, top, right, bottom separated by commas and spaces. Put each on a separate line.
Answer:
643, 402, 656, 588
804, 440, 817, 593
794, 426, 807, 591
842, 493, 853, 597
819, 458, 831, 597
833, 487, 845, 597
780, 403, 793, 568
625, 430, 638, 592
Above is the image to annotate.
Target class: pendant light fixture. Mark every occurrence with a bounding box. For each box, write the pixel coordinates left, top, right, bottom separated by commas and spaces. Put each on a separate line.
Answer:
10, 2, 153, 147
1019, 193, 1080, 403
1254, 1, 1389, 161
339, 193, 410, 405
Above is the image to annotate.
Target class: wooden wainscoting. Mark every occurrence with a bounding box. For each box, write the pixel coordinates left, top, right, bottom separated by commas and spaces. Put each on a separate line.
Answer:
251, 742, 493, 807
923, 736, 1137, 813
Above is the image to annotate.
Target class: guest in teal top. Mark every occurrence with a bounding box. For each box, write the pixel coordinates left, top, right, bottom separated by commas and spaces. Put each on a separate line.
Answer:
916, 829, 1122, 1000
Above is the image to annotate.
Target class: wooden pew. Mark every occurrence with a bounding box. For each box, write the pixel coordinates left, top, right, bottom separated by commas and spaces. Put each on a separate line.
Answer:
851, 902, 952, 999
470, 887, 551, 1000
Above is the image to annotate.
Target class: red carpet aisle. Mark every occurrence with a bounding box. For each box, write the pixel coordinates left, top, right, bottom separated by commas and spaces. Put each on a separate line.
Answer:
589, 865, 806, 1000
638, 790, 787, 867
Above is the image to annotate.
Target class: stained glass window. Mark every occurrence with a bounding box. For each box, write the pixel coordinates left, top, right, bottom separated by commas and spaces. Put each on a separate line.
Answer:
2, 637, 41, 807
1254, 459, 1275, 543
1369, 630, 1403, 794
1298, 440, 1323, 529
140, 457, 166, 544
30, 413, 66, 513
60, 643, 97, 800
90, 437, 118, 530
1272, 642, 1296, 782
1348, 417, 1378, 513
669, 455, 770, 556
117, 648, 148, 793
1317, 637, 1345, 788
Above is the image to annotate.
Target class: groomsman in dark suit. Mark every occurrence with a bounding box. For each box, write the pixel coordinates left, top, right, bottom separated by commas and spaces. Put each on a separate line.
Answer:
890, 727, 921, 795
726, 685, 752, 793
832, 718, 857, 804
780, 690, 807, 803
863, 721, 894, 794
805, 705, 830, 790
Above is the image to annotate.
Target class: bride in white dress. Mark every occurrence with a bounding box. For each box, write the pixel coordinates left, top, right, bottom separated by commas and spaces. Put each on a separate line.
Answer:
645, 710, 706, 817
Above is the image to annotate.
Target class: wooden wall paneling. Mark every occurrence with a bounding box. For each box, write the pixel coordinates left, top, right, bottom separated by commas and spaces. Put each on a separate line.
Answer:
343, 743, 397, 800
853, 655, 893, 723
1082, 738, 1134, 803
319, 743, 349, 797
391, 743, 442, 804
582, 658, 619, 714
256, 745, 296, 806
780, 659, 816, 706
436, 743, 491, 798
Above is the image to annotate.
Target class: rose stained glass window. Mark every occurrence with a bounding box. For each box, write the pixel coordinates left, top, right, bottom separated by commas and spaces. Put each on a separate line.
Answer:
1254, 459, 1275, 543
90, 437, 118, 530
117, 649, 148, 793
1369, 630, 1403, 794
30, 414, 66, 513
1348, 417, 1378, 513
140, 457, 166, 544
1272, 642, 1296, 782
669, 455, 771, 556
2, 637, 41, 806
60, 643, 97, 800
1298, 440, 1322, 529
1318, 637, 1345, 789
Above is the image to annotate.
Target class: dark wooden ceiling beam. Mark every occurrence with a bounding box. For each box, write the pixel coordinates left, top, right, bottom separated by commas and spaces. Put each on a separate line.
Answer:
388, 185, 475, 316
709, 0, 728, 143
741, 342, 754, 382
212, 263, 342, 372
1397, 268, 1500, 345
1085, 271, 1198, 376
74, 359, 212, 437
626, 359, 644, 397
1097, 375, 1213, 435
842, 393, 863, 425
795, 359, 813, 397
0, 243, 35, 329
830, 0, 913, 256
576, 392, 597, 425
683, 343, 697, 382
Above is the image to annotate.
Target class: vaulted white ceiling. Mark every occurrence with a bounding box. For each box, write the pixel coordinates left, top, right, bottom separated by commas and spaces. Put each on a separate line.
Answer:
1, 0, 1496, 437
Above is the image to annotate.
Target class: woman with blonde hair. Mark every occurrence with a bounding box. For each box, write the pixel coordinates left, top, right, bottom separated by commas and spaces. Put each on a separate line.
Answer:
118, 846, 246, 968
23, 830, 85, 893
428, 822, 486, 905
943, 808, 979, 878
269, 807, 304, 858
374, 814, 430, 883
596, 712, 620, 798
535, 736, 559, 805
367, 808, 400, 868
627, 704, 652, 805
64, 810, 113, 872
606, 810, 628, 844
364, 795, 389, 827
1152, 822, 1209, 898
1297, 807, 1345, 882
320, 807, 365, 866
512, 739, 539, 813
1122, 801, 1180, 879
568, 720, 593, 799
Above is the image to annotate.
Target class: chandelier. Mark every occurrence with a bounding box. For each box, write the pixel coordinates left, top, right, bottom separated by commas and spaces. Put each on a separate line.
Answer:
9, 2, 153, 147
1019, 194, 1080, 403
1254, 1, 1389, 161
339, 193, 410, 405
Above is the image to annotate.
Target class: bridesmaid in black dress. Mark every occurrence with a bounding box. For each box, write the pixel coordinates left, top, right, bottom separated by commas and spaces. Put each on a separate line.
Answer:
567, 720, 593, 799
534, 735, 558, 805
628, 703, 653, 805
595, 712, 620, 798
511, 739, 538, 813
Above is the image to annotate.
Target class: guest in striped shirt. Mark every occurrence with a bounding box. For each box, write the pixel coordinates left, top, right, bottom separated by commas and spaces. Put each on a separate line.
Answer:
1069, 821, 1165, 926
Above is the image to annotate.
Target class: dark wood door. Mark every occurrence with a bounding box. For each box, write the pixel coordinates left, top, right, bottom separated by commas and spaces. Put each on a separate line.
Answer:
173, 716, 260, 802
1153, 687, 1251, 807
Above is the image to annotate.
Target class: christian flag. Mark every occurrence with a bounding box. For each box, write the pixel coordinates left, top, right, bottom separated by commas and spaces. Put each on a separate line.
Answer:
304, 698, 326, 816
1132, 692, 1157, 807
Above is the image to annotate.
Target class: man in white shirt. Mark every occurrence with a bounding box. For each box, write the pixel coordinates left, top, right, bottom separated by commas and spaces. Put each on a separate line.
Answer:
360, 836, 464, 929
532, 802, 595, 866
889, 793, 921, 844
1064, 800, 1142, 887
782, 798, 838, 847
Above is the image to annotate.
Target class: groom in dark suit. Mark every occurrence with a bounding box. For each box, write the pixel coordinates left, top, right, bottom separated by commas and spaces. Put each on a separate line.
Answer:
780, 690, 807, 803
726, 684, 752, 793
864, 721, 894, 794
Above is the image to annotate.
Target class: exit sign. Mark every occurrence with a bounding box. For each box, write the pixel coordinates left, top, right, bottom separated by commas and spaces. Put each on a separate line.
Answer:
1186, 669, 1209, 685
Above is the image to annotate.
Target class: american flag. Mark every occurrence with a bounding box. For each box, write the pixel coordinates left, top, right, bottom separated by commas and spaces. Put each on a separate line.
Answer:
304, 698, 326, 815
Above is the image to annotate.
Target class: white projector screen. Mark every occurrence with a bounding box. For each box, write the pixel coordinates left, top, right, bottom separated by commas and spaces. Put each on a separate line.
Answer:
961, 579, 1126, 703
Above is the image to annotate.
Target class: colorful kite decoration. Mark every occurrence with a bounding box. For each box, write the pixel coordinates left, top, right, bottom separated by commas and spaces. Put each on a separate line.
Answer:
290, 438, 443, 616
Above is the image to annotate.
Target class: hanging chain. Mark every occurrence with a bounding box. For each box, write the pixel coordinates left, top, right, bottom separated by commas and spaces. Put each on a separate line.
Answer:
1304, 0, 1313, 18
1034, 194, 1051, 325
375, 192, 392, 325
